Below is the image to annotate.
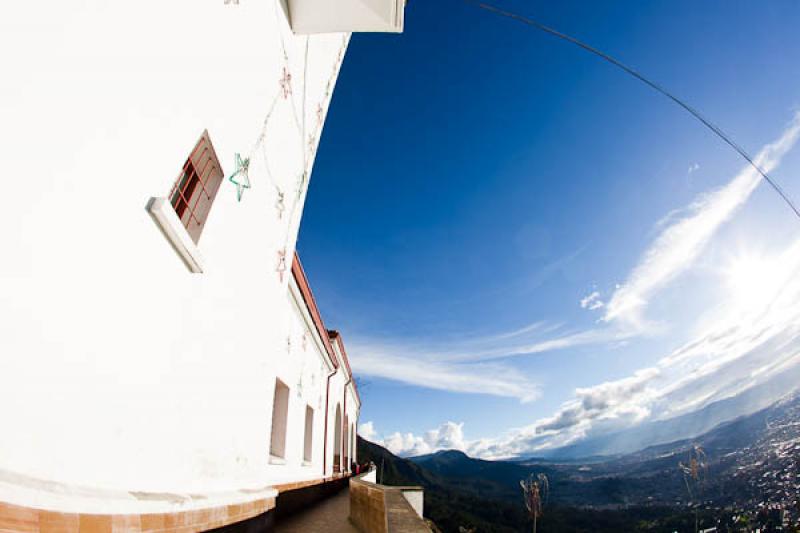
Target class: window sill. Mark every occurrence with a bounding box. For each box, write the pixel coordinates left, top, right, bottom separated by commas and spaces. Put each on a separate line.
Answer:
302, 460, 312, 467
146, 197, 205, 273
269, 456, 286, 465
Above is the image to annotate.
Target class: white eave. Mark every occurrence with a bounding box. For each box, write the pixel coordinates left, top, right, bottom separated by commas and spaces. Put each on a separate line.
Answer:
288, 278, 338, 374
287, 0, 405, 34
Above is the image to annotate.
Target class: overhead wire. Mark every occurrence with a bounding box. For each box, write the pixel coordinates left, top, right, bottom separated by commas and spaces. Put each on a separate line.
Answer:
461, 0, 800, 221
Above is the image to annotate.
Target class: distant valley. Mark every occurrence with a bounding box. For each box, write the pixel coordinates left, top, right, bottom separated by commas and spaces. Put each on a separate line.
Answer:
358, 390, 800, 532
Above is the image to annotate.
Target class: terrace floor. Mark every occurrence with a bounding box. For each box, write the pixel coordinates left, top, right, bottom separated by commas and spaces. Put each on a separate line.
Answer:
274, 487, 358, 533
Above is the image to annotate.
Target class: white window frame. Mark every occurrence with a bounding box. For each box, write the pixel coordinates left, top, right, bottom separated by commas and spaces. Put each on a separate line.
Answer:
146, 130, 223, 273
270, 379, 291, 463
303, 405, 314, 465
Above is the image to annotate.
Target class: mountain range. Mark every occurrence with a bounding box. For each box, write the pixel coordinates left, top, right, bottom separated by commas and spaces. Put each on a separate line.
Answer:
358, 389, 800, 532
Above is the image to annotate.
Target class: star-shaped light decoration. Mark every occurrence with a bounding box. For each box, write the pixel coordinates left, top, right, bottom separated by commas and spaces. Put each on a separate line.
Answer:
307, 133, 317, 157
279, 67, 292, 99
297, 362, 306, 398
296, 171, 308, 199
316, 103, 324, 126
275, 189, 285, 219
276, 247, 287, 282
228, 153, 250, 202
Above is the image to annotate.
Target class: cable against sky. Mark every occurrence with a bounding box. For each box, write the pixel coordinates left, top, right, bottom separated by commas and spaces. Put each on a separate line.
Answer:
462, 0, 800, 222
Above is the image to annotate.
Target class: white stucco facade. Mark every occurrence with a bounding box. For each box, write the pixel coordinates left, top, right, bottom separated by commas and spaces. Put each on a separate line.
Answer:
0, 0, 379, 523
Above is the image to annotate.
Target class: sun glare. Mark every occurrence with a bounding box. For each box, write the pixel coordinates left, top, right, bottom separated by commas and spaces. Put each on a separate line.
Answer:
723, 252, 784, 312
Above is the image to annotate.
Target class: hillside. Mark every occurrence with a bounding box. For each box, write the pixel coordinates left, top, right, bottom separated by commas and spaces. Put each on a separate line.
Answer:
358, 436, 529, 533
358, 391, 800, 531
358, 437, 700, 532
411, 391, 800, 507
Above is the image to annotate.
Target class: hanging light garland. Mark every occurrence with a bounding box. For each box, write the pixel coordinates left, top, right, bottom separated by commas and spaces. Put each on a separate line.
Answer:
225, 0, 349, 288
279, 67, 293, 99
275, 190, 286, 219
276, 247, 288, 282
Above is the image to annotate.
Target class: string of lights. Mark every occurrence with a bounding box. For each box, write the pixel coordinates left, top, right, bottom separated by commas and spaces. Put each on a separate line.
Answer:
462, 0, 800, 221
227, 0, 349, 282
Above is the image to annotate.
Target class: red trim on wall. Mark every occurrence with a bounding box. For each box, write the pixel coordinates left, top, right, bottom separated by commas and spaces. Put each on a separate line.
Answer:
330, 331, 359, 474
292, 254, 362, 475
292, 253, 338, 369
328, 331, 360, 405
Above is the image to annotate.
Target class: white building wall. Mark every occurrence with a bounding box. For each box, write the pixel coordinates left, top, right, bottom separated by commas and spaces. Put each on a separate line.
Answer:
0, 0, 357, 509
322, 336, 361, 477
352, 393, 360, 466
327, 369, 347, 475
278, 281, 358, 485
344, 385, 360, 468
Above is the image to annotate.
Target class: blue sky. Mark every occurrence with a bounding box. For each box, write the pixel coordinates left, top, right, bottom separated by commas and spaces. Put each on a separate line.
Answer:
297, 0, 800, 457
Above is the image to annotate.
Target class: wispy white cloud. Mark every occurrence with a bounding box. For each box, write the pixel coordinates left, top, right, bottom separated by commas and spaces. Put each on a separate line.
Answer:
355, 113, 800, 459
603, 112, 800, 331
378, 234, 800, 459
347, 112, 800, 459
486, 328, 624, 360
516, 242, 800, 453
347, 321, 630, 398
348, 341, 541, 402
474, 320, 552, 343
580, 291, 605, 311
356, 113, 800, 374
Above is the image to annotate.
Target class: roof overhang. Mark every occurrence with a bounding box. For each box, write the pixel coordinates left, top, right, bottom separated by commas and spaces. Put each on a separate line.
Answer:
287, 0, 405, 34
291, 253, 338, 370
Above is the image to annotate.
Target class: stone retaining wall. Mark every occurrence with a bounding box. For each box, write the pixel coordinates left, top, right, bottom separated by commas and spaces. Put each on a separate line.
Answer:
349, 477, 388, 533
348, 472, 429, 533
